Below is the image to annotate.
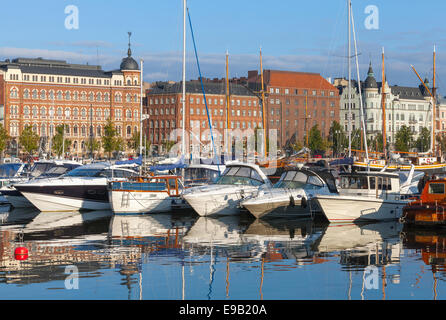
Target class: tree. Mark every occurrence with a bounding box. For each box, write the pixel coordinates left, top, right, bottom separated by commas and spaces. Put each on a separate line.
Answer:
328, 121, 347, 156
437, 133, 446, 155
128, 131, 151, 155
85, 138, 101, 159
395, 125, 414, 152
19, 126, 39, 156
52, 125, 72, 158
308, 125, 325, 154
102, 118, 122, 159
415, 127, 431, 153
0, 124, 11, 160
162, 140, 176, 153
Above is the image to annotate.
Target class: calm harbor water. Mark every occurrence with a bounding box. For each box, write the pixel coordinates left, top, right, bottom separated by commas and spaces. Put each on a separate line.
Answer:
0, 204, 445, 300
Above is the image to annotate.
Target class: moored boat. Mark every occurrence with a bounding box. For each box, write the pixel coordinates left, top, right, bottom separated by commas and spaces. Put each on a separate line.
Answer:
401, 178, 446, 227
314, 171, 410, 223
108, 175, 183, 215
241, 167, 338, 219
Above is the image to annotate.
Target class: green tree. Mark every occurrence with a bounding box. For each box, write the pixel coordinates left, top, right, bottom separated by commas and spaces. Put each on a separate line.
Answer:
85, 138, 101, 159
19, 126, 39, 156
162, 140, 176, 153
415, 127, 431, 153
102, 118, 122, 159
328, 121, 347, 156
308, 125, 325, 154
128, 131, 151, 155
0, 124, 11, 160
395, 125, 414, 152
52, 125, 72, 158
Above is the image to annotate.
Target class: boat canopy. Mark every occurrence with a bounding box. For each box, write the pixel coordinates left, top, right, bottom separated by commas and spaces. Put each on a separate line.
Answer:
149, 157, 186, 172
115, 156, 142, 166
0, 163, 23, 178
329, 157, 354, 166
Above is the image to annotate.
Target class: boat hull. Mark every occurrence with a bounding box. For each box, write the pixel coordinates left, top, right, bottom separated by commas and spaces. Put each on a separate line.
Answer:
1, 188, 34, 208
109, 190, 179, 215
402, 203, 446, 227
315, 195, 407, 223
183, 185, 260, 217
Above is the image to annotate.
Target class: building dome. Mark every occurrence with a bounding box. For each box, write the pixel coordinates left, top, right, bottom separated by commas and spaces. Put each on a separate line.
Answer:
364, 62, 378, 89
120, 32, 139, 71
120, 55, 139, 71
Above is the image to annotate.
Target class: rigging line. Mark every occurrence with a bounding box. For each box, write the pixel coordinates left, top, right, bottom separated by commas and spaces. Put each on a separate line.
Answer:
187, 7, 221, 172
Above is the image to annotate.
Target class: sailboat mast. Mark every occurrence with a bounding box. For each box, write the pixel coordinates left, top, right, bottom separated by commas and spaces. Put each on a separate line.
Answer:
226, 51, 230, 155
260, 48, 267, 158
140, 59, 144, 161
181, 0, 187, 159
381, 47, 387, 160
348, 0, 352, 158
433, 45, 437, 156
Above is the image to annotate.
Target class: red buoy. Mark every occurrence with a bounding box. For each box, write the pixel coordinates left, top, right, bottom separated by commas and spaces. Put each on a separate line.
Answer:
14, 247, 29, 261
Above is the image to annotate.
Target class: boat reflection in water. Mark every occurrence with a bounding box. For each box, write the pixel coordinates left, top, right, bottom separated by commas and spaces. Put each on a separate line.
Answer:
402, 228, 446, 300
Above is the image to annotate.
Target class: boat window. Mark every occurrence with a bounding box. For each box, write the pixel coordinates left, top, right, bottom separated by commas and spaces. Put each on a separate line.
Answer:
429, 183, 445, 194
250, 169, 263, 182
307, 176, 324, 187
226, 167, 240, 176
284, 171, 297, 181
294, 172, 308, 183
65, 168, 104, 177
369, 177, 376, 190
237, 167, 252, 178
341, 176, 368, 189
168, 178, 177, 189
29, 163, 55, 177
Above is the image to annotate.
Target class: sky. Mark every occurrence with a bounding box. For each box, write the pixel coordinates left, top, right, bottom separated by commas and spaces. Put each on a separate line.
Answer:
1, 0, 446, 93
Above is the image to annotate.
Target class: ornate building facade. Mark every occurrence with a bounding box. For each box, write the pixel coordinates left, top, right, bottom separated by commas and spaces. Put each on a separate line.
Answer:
0, 43, 142, 158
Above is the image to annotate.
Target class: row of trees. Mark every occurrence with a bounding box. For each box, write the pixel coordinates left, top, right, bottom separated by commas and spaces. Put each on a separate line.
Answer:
287, 121, 433, 156
0, 119, 150, 160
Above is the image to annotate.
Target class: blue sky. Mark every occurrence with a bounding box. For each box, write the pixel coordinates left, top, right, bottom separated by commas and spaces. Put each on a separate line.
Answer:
1, 0, 446, 93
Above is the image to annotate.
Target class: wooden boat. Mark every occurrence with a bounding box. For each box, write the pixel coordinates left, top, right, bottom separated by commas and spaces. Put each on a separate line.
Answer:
401, 178, 446, 226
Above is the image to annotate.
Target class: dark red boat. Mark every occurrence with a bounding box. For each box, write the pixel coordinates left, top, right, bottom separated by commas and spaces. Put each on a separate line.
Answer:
401, 179, 446, 226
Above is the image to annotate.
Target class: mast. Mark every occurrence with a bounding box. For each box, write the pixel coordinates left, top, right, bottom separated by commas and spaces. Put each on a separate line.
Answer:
348, 0, 352, 158
433, 45, 437, 156
181, 0, 187, 160
381, 47, 387, 160
260, 48, 267, 158
140, 58, 144, 173
226, 51, 230, 155
351, 3, 369, 162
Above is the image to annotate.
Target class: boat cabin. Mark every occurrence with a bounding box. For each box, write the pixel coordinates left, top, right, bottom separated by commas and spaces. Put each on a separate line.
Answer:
109, 175, 182, 197
417, 179, 446, 204
215, 163, 270, 187
274, 168, 338, 193
339, 172, 401, 198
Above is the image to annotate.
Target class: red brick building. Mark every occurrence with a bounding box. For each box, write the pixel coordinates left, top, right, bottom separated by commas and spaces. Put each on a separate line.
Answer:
0, 45, 142, 158
247, 70, 340, 150
145, 79, 263, 153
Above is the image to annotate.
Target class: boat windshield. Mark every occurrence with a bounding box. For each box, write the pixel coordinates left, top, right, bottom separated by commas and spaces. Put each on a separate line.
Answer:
274, 171, 324, 189
184, 168, 220, 185
0, 164, 21, 178
29, 162, 58, 177
65, 167, 137, 178
215, 166, 264, 186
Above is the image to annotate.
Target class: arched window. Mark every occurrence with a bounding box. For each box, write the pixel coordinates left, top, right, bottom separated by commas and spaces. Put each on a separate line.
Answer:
126, 94, 132, 103
89, 92, 94, 101
57, 91, 63, 100
126, 126, 132, 136
32, 90, 38, 99
126, 109, 132, 119
104, 93, 109, 102
10, 88, 18, 98
49, 90, 55, 100
96, 93, 102, 102
81, 108, 86, 118
32, 106, 38, 117
40, 107, 46, 117
73, 108, 79, 118
65, 108, 71, 117
96, 109, 102, 118
81, 92, 87, 101
40, 90, 46, 99
57, 107, 63, 117
23, 89, 30, 99
97, 126, 102, 137
65, 91, 71, 100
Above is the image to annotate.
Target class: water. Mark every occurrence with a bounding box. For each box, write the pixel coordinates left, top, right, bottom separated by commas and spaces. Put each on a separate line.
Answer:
0, 204, 444, 300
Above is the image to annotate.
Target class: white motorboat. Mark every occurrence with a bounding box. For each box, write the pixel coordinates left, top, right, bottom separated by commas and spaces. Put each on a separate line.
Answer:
108, 175, 183, 215
15, 162, 138, 212
1, 160, 81, 208
314, 171, 410, 223
182, 162, 272, 217
241, 167, 339, 219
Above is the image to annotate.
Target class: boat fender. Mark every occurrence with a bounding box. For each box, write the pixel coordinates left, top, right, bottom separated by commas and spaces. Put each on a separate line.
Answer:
289, 196, 295, 207
301, 197, 307, 209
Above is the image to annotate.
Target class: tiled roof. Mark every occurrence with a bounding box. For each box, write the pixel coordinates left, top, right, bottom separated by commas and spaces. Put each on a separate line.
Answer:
147, 81, 256, 97
263, 70, 338, 91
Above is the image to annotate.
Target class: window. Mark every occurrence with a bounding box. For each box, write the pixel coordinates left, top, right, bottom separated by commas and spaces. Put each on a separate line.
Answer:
429, 183, 445, 194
